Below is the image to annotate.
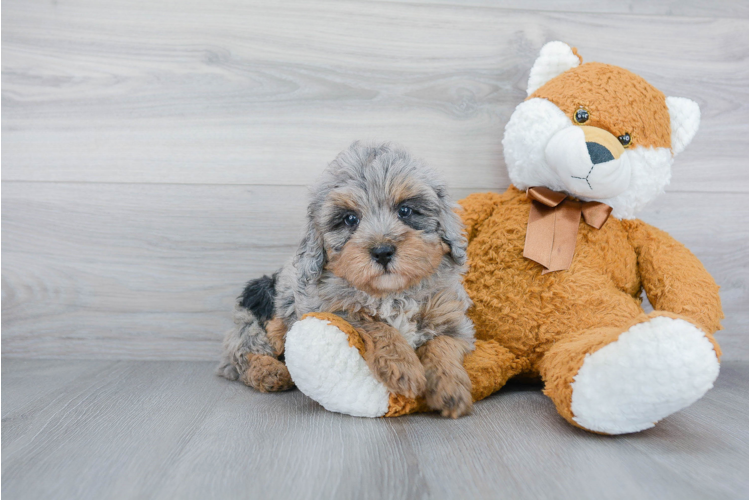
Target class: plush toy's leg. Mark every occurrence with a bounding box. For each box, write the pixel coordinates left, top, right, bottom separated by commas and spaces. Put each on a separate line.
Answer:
285, 312, 527, 417
539, 312, 721, 435
464, 340, 530, 402
284, 313, 392, 417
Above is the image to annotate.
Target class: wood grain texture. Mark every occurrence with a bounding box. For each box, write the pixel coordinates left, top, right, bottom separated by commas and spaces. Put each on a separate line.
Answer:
2, 359, 747, 500
2, 183, 747, 360
381, 0, 749, 18
1, 0, 747, 363
2, 0, 747, 192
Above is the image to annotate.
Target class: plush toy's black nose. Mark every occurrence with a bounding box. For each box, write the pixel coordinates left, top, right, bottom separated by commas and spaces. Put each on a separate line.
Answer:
586, 142, 615, 164
370, 244, 396, 267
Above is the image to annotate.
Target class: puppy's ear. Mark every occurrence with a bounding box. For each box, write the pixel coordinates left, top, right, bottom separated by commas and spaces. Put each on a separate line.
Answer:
435, 187, 467, 265
294, 212, 326, 286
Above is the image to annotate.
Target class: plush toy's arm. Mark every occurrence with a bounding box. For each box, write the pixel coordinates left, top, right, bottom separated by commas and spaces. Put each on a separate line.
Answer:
623, 219, 723, 334
458, 191, 508, 242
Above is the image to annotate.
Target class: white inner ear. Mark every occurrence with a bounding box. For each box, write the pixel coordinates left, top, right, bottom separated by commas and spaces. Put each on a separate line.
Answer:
666, 96, 700, 155
527, 41, 581, 96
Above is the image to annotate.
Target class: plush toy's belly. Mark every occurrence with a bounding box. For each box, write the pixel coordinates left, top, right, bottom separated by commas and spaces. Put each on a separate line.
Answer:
464, 204, 642, 362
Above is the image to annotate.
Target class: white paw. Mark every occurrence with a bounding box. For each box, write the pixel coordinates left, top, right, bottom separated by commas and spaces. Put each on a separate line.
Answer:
285, 316, 390, 417
571, 317, 720, 434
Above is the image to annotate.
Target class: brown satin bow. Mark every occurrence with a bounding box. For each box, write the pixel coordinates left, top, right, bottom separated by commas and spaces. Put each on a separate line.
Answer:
523, 186, 612, 274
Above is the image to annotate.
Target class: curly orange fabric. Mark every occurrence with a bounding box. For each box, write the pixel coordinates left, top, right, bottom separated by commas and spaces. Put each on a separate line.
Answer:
463, 187, 643, 365
382, 186, 723, 422
621, 220, 724, 334
385, 393, 429, 417
531, 62, 671, 149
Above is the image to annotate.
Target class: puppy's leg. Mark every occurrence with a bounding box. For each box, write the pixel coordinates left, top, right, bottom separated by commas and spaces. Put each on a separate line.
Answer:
244, 317, 295, 393
417, 336, 473, 418
217, 306, 294, 392
416, 289, 476, 417
358, 322, 426, 399
216, 274, 294, 392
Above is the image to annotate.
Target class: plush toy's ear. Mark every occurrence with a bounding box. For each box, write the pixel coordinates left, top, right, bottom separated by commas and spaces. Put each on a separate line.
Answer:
526, 41, 582, 96
666, 96, 701, 155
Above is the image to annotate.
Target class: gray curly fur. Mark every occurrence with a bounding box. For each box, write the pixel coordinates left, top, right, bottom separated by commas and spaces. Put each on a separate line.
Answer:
217, 141, 474, 381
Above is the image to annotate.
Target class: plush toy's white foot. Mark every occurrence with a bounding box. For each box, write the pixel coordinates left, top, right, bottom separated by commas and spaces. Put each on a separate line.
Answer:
285, 315, 390, 417
570, 316, 720, 434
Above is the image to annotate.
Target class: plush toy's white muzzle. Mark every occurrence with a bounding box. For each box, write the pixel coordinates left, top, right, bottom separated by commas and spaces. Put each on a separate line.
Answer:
544, 126, 631, 199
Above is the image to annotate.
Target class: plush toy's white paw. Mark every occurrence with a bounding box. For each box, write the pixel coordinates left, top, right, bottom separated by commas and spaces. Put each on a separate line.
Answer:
570, 317, 720, 434
285, 316, 390, 417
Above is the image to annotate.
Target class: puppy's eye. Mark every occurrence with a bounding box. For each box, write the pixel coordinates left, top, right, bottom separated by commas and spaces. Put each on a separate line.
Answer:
618, 133, 632, 147
398, 206, 413, 218
574, 108, 589, 124
343, 214, 359, 227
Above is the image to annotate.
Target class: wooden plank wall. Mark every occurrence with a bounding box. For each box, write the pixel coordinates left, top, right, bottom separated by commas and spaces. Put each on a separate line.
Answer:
3, 0, 748, 360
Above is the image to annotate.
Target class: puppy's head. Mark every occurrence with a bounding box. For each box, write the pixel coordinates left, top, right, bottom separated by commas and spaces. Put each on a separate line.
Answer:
296, 142, 466, 296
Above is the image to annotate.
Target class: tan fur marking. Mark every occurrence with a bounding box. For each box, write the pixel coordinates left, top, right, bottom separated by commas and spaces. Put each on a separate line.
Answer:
359, 321, 426, 398
388, 181, 424, 206
328, 191, 360, 211
243, 353, 295, 393
389, 229, 447, 289
530, 62, 671, 149
416, 336, 473, 418
327, 227, 447, 296
326, 240, 382, 294
302, 312, 366, 357
265, 317, 287, 356
420, 289, 471, 336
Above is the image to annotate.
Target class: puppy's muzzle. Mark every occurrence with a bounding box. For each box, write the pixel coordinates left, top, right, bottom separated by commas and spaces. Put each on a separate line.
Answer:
370, 244, 396, 267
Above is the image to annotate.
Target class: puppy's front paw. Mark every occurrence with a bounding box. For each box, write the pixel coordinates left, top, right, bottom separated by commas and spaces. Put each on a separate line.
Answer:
425, 366, 472, 419
365, 341, 426, 398
380, 357, 427, 399
243, 354, 295, 393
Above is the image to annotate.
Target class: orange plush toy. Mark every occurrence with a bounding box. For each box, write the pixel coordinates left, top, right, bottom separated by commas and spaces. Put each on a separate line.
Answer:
284, 42, 723, 434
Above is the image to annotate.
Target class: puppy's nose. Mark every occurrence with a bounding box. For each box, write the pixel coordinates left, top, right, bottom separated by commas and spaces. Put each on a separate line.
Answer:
370, 244, 396, 267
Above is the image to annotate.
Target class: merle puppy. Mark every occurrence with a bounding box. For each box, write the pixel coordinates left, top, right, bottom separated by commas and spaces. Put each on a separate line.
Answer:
217, 142, 475, 417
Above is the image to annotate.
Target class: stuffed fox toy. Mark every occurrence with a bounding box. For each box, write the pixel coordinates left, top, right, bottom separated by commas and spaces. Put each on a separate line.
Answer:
284, 42, 723, 435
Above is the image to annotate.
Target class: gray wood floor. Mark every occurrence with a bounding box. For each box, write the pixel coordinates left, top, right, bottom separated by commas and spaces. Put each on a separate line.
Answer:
2, 359, 747, 500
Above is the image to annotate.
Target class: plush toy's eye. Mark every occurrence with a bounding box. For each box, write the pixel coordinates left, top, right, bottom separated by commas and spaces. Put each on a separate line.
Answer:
574, 108, 589, 124
618, 133, 632, 147
343, 214, 359, 227
398, 206, 413, 218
